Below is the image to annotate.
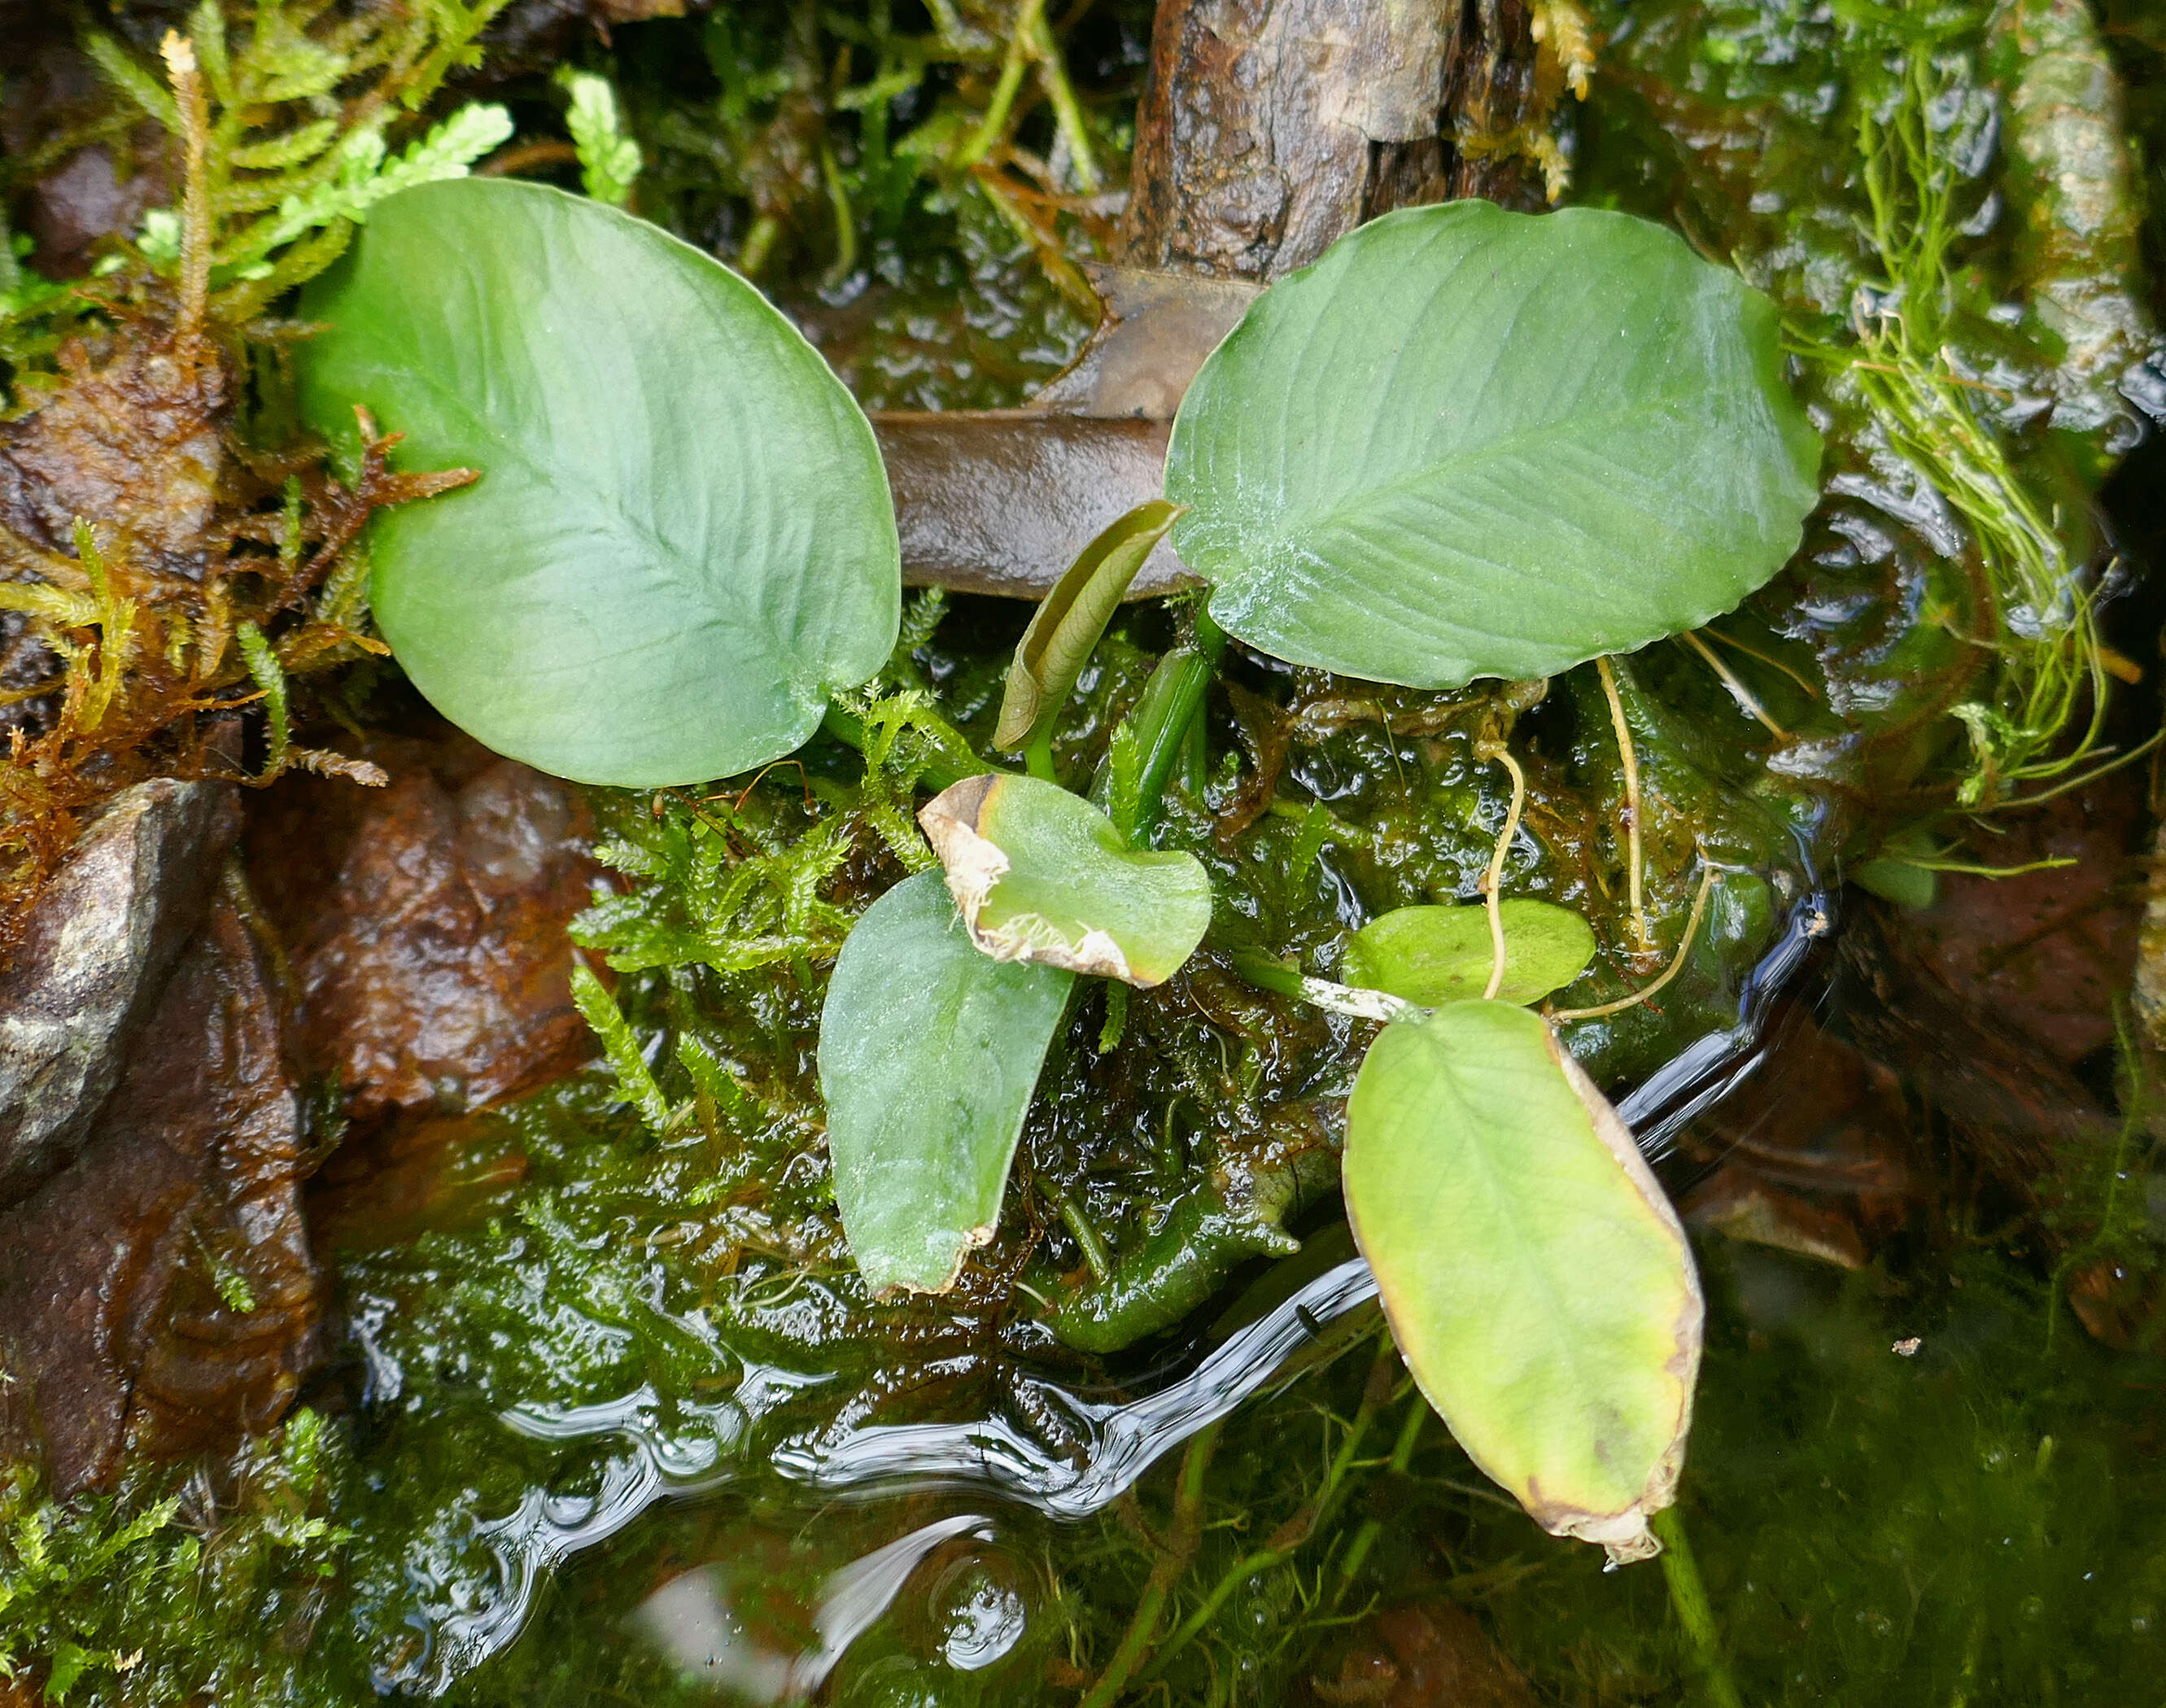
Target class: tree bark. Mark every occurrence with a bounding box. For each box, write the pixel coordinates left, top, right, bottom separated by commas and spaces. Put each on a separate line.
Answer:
1119, 0, 1546, 281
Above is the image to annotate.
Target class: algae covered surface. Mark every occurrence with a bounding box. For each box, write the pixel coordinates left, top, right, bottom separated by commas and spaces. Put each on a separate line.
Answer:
2, 0, 2166, 1704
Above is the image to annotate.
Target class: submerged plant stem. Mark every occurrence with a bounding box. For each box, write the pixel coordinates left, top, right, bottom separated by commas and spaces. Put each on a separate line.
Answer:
1478, 745, 1528, 1000
1081, 1419, 1222, 1708
1650, 1506, 1745, 1708
1138, 1339, 1399, 1686
1059, 1189, 1113, 1284
1550, 863, 1717, 1024
1596, 657, 1651, 953
1679, 630, 1789, 742
1334, 1388, 1427, 1592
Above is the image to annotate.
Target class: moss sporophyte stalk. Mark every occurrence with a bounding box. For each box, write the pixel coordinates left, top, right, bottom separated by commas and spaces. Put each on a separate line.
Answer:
1, 0, 2163, 1701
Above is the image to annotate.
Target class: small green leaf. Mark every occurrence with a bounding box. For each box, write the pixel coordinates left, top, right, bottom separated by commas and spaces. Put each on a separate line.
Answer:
570, 963, 673, 1136
994, 499, 1184, 753
236, 620, 290, 773
1344, 1000, 1703, 1562
1166, 202, 1822, 688
557, 68, 643, 207
1343, 900, 1596, 1007
297, 178, 899, 785
258, 104, 513, 251
919, 775, 1212, 986
819, 870, 1073, 1295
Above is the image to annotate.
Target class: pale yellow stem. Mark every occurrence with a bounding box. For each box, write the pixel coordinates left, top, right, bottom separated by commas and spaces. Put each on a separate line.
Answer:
1480, 745, 1528, 1002
1680, 630, 1790, 742
1595, 655, 1650, 954
160, 33, 212, 369
1550, 863, 1718, 1023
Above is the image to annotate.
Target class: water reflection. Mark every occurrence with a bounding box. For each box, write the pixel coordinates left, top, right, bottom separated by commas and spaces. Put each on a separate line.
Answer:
632, 1514, 998, 1701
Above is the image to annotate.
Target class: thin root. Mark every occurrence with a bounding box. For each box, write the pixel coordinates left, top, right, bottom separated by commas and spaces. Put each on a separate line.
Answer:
1550, 862, 1718, 1023
1679, 631, 1790, 742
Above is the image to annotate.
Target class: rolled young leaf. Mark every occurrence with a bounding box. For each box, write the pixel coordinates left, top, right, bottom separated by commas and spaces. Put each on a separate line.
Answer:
1165, 202, 1823, 688
919, 775, 1212, 986
1343, 900, 1596, 1007
296, 178, 900, 786
819, 870, 1072, 1295
1343, 998, 1703, 1562
994, 499, 1185, 753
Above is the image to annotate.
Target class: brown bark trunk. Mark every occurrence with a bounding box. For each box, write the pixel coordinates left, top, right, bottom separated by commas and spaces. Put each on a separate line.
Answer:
1119, 0, 1546, 282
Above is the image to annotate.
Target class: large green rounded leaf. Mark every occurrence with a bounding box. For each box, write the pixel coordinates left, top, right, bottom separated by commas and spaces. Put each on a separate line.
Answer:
1165, 202, 1822, 687
1343, 901, 1596, 1007
1344, 1000, 1702, 1562
819, 870, 1072, 1295
919, 775, 1212, 987
296, 177, 899, 785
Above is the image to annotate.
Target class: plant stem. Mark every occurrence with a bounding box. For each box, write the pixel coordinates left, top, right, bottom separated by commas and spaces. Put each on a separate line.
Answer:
1058, 1189, 1113, 1284
1594, 657, 1652, 954
1229, 954, 1413, 1024
957, 7, 1033, 168
1650, 1506, 1744, 1708
1081, 1419, 1221, 1708
1138, 1338, 1399, 1686
1020, 0, 1099, 190
1123, 614, 1226, 844
1679, 630, 1790, 742
818, 140, 856, 286
160, 31, 213, 370
1024, 723, 1058, 782
1549, 863, 1717, 1024
738, 213, 779, 277
1477, 744, 1526, 1000
1335, 1390, 1427, 1591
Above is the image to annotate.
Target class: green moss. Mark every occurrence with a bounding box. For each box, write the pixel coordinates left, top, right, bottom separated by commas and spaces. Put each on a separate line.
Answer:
0, 1413, 351, 1706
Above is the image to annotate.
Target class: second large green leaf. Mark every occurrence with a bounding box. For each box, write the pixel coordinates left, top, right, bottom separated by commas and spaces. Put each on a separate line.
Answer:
296, 178, 899, 785
1164, 202, 1822, 688
820, 870, 1073, 1295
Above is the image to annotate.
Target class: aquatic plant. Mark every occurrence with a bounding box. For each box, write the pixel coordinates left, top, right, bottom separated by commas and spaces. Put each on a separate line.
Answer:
291, 167, 1821, 1558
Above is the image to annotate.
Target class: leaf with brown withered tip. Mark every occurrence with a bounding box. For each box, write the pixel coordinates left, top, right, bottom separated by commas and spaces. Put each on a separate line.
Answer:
919, 772, 1211, 986
1344, 999, 1703, 1563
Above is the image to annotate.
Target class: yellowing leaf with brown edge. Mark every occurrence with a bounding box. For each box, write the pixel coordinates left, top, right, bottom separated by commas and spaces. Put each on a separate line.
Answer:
919, 775, 1211, 987
1343, 998, 1702, 1562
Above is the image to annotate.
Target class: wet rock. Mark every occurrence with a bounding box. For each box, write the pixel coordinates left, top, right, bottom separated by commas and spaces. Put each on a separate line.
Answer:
0, 330, 228, 585
0, 776, 239, 1209
1300, 1601, 1538, 1708
308, 1109, 531, 1256
1905, 775, 2145, 1072
0, 37, 176, 280
1031, 267, 1264, 421
0, 889, 321, 1495
877, 413, 1194, 601
1679, 1008, 1912, 1270
244, 729, 601, 1122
